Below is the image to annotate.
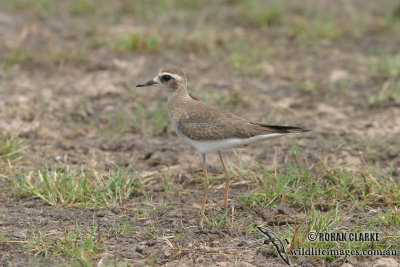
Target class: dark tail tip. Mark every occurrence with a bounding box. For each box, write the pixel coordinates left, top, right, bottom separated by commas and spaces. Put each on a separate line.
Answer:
283, 126, 311, 133
253, 123, 311, 133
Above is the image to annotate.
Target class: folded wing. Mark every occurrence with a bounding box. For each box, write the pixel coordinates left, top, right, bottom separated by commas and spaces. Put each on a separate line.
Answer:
177, 102, 309, 141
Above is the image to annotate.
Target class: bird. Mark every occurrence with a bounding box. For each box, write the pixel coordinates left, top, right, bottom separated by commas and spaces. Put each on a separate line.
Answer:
136, 68, 309, 225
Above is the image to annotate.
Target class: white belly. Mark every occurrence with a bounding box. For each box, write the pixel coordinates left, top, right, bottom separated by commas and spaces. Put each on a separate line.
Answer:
181, 133, 289, 154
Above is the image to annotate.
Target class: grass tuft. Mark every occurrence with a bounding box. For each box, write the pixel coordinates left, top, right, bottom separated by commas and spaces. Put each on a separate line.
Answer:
368, 53, 400, 106
9, 165, 141, 208
111, 218, 137, 235
260, 204, 400, 262
2, 44, 87, 69
3, 0, 52, 13
236, 0, 284, 27
28, 221, 102, 265
0, 135, 26, 161
69, 0, 96, 14
240, 162, 400, 210
204, 212, 228, 229
110, 33, 160, 52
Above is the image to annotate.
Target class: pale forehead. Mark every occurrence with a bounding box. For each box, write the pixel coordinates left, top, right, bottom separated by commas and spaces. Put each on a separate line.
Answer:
159, 72, 184, 81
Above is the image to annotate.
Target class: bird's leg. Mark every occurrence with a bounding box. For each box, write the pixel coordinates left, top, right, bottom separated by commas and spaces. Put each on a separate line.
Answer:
200, 153, 208, 226
219, 152, 230, 210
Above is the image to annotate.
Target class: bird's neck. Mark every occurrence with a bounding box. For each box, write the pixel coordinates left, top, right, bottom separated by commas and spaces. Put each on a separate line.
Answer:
167, 87, 192, 120
167, 87, 191, 104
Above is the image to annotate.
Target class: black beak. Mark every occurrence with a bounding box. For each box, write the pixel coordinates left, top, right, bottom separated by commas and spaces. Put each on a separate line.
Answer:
136, 79, 157, 87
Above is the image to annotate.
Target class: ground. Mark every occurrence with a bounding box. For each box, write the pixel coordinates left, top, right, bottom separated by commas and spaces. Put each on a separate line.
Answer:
0, 0, 400, 266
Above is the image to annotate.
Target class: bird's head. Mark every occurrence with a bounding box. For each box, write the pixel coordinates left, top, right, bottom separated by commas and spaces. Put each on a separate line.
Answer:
136, 68, 187, 95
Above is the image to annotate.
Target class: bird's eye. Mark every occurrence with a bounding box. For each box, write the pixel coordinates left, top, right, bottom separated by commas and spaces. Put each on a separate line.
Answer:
162, 75, 172, 81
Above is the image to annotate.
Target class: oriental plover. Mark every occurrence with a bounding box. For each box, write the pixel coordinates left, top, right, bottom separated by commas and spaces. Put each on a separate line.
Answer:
137, 68, 310, 225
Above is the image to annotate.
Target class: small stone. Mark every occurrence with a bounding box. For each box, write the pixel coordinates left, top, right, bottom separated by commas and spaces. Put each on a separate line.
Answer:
340, 263, 353, 267
330, 69, 349, 83
260, 62, 275, 76
373, 258, 400, 267
347, 257, 358, 265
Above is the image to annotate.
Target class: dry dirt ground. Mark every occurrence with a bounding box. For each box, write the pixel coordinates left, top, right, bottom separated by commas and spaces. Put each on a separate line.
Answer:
0, 0, 400, 266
